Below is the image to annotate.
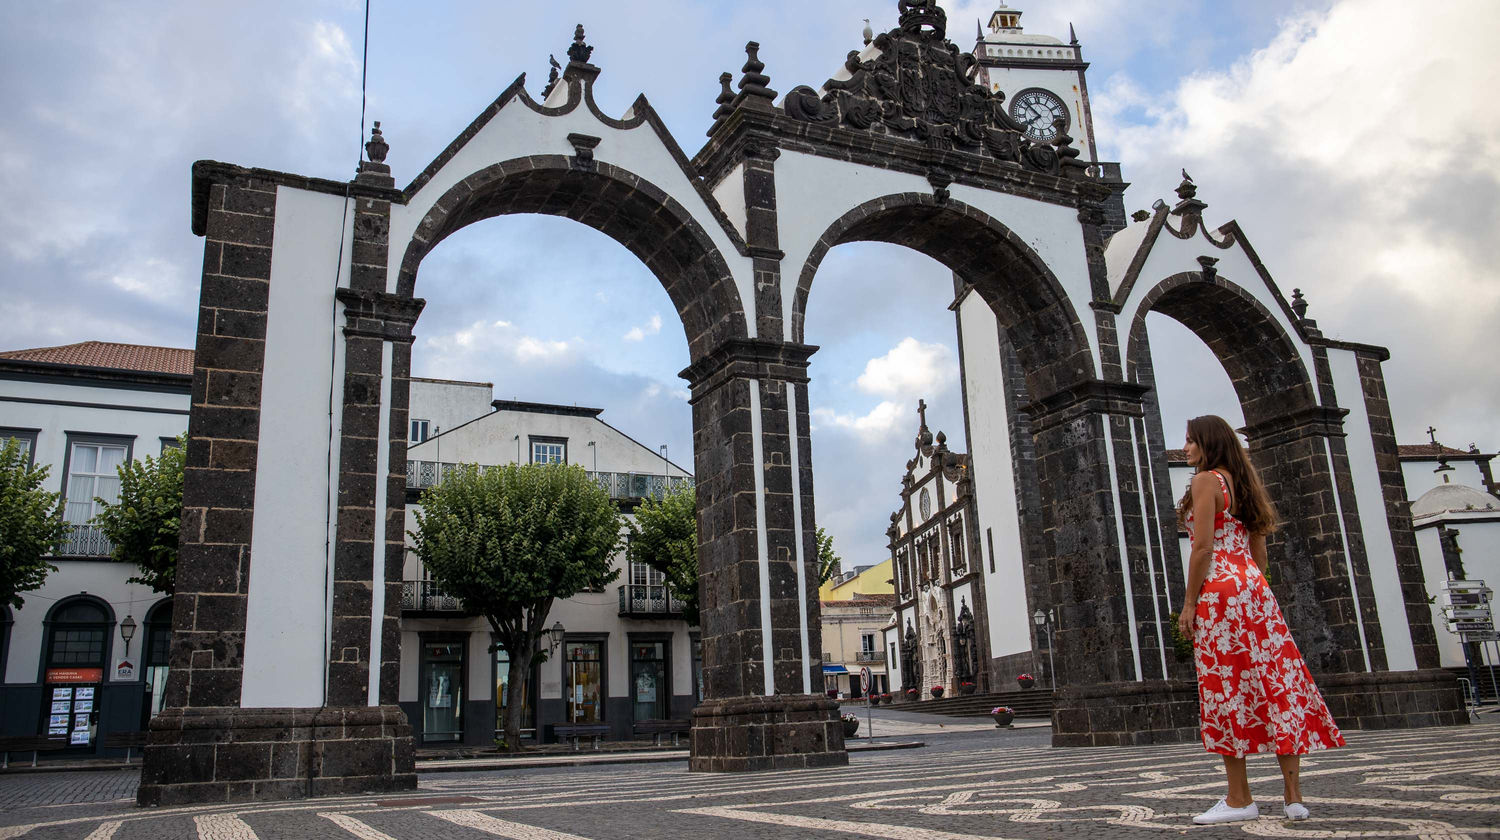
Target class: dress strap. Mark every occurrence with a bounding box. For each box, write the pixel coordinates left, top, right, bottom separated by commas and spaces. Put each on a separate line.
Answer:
1209, 470, 1230, 511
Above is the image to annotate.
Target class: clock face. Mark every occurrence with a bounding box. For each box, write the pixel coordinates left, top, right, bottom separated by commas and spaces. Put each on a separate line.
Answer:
919, 488, 932, 519
1009, 88, 1069, 143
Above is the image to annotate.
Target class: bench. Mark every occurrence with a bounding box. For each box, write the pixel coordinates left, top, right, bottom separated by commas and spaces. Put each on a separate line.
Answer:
632, 719, 690, 747
101, 731, 149, 764
551, 723, 609, 750
0, 736, 68, 769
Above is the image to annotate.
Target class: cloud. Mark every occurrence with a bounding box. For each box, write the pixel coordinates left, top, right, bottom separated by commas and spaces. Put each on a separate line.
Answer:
422, 319, 573, 368
623, 313, 662, 342
855, 337, 956, 397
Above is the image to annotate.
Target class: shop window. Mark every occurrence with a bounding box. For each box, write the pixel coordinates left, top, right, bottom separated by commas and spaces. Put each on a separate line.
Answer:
143, 600, 173, 723
420, 637, 465, 743
42, 598, 111, 747
494, 646, 535, 736
690, 633, 703, 704
630, 638, 669, 722
564, 639, 605, 724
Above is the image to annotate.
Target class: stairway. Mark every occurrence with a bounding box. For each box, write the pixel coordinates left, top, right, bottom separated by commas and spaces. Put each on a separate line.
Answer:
864, 689, 1054, 720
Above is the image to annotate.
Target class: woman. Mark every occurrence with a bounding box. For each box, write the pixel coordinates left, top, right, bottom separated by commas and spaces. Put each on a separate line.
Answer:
1178, 415, 1344, 825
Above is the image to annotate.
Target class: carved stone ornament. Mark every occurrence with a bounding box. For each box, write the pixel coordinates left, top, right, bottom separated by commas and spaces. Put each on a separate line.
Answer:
364, 121, 388, 164
567, 24, 594, 65
781, 5, 1065, 175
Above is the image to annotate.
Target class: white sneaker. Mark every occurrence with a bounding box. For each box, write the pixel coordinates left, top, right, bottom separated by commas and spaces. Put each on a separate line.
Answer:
1283, 802, 1309, 821
1193, 798, 1260, 825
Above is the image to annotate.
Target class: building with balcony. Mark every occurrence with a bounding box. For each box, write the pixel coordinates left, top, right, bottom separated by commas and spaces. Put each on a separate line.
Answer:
399, 382, 698, 746
820, 594, 896, 699
0, 341, 189, 756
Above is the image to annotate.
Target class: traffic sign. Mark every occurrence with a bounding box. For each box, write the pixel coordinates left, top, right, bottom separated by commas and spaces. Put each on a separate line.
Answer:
1448, 593, 1491, 607
1449, 621, 1496, 633
1443, 579, 1491, 592
1462, 631, 1500, 643
1445, 607, 1494, 621
859, 666, 872, 697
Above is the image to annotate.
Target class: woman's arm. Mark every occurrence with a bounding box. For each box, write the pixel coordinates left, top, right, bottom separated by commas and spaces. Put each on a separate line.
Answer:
1178, 471, 1223, 640
1250, 531, 1268, 574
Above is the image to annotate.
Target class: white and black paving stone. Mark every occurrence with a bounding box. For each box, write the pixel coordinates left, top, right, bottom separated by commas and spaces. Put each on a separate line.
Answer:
1, 723, 1496, 839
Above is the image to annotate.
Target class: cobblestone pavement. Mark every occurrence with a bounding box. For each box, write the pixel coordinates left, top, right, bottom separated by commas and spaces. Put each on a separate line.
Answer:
1, 723, 1496, 838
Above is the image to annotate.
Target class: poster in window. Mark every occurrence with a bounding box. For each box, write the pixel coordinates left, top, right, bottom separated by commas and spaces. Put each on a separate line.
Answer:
52, 687, 73, 701
51, 701, 70, 715
75, 687, 95, 700
49, 714, 70, 730
634, 672, 657, 703
428, 674, 451, 708
73, 714, 90, 730
73, 700, 94, 714
70, 729, 90, 745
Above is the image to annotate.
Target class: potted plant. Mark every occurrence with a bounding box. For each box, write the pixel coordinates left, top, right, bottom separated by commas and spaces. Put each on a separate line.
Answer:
930, 684, 944, 699
881, 692, 893, 704
841, 712, 860, 738
992, 705, 1016, 728
959, 681, 976, 695
826, 688, 839, 699
867, 692, 880, 706
1016, 672, 1036, 689
905, 687, 919, 701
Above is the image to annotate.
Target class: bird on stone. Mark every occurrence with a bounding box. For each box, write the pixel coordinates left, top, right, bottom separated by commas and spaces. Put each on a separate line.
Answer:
863, 19, 874, 45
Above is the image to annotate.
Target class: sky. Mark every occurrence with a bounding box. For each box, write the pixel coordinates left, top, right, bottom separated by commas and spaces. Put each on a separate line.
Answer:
2, 0, 1496, 568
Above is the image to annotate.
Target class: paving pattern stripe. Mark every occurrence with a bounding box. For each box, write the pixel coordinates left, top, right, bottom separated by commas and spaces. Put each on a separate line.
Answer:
193, 814, 257, 840
678, 805, 1020, 840
321, 812, 402, 840
82, 822, 121, 840
426, 810, 595, 839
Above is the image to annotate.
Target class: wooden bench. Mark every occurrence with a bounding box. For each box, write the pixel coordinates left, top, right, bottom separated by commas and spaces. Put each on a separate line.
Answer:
101, 731, 149, 764
0, 736, 68, 769
632, 719, 690, 747
551, 723, 609, 750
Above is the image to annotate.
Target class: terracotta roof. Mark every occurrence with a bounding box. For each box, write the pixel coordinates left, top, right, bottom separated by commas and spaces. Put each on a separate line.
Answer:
1398, 443, 1480, 459
0, 341, 193, 375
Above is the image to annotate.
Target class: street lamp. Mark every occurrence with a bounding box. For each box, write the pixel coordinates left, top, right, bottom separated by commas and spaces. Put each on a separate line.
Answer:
1032, 609, 1054, 690
120, 615, 137, 657
548, 621, 566, 655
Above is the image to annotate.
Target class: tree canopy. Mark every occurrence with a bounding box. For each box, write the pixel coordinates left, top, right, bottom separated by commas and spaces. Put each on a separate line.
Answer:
627, 484, 699, 625
408, 462, 622, 751
0, 438, 66, 608
816, 525, 842, 585
93, 436, 185, 594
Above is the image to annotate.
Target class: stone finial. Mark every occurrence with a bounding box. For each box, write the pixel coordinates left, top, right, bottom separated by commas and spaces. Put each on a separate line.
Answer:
364, 121, 388, 164
1131, 209, 1151, 222
1175, 169, 1197, 201
1069, 22, 1079, 46
1291, 288, 1309, 320
1196, 255, 1219, 282
1172, 168, 1207, 217
542, 54, 561, 99
736, 42, 778, 108
709, 72, 735, 131
567, 24, 594, 64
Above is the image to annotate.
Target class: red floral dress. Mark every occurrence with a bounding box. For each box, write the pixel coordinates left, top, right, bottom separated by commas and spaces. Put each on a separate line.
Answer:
1187, 471, 1345, 757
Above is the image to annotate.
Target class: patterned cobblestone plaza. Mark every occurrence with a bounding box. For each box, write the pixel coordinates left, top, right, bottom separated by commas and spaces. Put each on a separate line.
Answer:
2, 721, 1496, 839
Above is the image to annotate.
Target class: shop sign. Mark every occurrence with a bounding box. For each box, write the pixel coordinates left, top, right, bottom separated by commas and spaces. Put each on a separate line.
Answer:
113, 658, 136, 681
46, 668, 103, 683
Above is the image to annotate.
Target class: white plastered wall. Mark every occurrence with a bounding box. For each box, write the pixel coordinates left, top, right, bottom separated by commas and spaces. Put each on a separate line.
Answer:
386, 92, 753, 339
956, 293, 1031, 659
1327, 348, 1418, 670
239, 186, 352, 708
1414, 517, 1500, 669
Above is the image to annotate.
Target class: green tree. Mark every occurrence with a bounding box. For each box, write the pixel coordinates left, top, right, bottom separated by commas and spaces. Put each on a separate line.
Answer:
409, 462, 622, 752
93, 436, 185, 594
627, 484, 699, 625
0, 438, 67, 608
816, 525, 841, 585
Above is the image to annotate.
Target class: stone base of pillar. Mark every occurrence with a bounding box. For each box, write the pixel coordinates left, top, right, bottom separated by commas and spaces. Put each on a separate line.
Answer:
690, 694, 849, 772
1053, 670, 1468, 749
137, 705, 416, 806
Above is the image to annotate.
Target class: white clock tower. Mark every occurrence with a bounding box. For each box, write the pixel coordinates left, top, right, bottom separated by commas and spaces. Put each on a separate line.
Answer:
970, 3, 1098, 163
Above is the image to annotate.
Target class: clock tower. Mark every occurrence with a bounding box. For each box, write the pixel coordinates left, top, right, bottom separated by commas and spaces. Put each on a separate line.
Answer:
970, 3, 1098, 163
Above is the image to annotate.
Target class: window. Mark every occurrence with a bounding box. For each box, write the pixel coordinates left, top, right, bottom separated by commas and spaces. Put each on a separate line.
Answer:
564, 639, 605, 724
0, 428, 39, 466
495, 644, 535, 736
690, 633, 703, 704
630, 638, 669, 722
949, 522, 966, 572
530, 437, 566, 464
143, 600, 173, 722
861, 633, 877, 654
420, 636, 465, 743
60, 434, 132, 557
159, 436, 182, 453
630, 560, 665, 588
42, 599, 110, 747
410, 419, 430, 443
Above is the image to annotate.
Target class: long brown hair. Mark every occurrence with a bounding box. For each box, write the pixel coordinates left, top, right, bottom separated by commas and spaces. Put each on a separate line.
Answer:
1176, 415, 1279, 536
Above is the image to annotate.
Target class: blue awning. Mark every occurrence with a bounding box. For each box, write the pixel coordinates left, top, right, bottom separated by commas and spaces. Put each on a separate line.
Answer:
822, 664, 849, 674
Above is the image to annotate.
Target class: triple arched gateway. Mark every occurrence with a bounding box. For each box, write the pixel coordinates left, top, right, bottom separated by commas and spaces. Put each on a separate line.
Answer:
141, 1, 1463, 804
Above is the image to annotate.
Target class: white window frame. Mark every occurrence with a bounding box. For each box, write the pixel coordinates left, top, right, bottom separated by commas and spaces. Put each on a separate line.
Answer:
410, 418, 430, 444
529, 437, 566, 465
0, 427, 39, 467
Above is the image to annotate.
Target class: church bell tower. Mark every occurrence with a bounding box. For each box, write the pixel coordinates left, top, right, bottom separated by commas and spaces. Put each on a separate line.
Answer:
970, 3, 1099, 163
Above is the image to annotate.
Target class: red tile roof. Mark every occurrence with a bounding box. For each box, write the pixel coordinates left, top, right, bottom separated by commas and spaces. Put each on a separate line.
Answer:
0, 341, 194, 375
1398, 443, 1477, 458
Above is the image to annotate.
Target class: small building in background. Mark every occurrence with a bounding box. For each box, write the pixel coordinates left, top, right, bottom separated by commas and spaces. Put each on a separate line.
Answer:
818, 559, 894, 699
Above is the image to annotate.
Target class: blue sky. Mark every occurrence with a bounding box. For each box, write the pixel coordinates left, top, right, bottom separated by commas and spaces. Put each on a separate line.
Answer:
2, 0, 1495, 567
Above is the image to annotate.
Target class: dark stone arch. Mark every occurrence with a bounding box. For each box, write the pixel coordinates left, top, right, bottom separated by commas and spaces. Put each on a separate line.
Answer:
1125, 271, 1316, 429
1124, 270, 1376, 674
793, 193, 1094, 395
397, 156, 746, 360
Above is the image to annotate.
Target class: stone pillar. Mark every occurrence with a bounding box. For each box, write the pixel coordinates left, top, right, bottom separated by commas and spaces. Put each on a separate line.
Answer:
682, 338, 847, 771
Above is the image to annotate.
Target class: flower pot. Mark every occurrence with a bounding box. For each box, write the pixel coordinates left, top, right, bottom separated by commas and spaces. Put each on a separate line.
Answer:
842, 718, 859, 737
867, 694, 879, 706
826, 689, 838, 698
959, 683, 976, 695
881, 694, 893, 705
992, 709, 1016, 728
905, 690, 918, 702
930, 687, 944, 699
1017, 677, 1035, 689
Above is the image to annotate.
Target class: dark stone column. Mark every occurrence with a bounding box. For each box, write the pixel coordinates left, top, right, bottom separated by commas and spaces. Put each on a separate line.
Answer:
682, 338, 846, 771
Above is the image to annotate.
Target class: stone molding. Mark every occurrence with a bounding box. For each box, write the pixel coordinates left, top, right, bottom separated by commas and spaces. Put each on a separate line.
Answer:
336, 288, 427, 343
1024, 378, 1149, 431
1242, 404, 1350, 447
679, 338, 818, 400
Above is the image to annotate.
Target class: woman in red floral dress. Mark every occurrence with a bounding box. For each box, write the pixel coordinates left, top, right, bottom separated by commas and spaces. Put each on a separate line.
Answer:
1178, 415, 1344, 825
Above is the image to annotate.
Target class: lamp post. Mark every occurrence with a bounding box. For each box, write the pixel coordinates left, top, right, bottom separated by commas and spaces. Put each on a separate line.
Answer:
1032, 609, 1054, 690
548, 621, 566, 656
120, 614, 137, 657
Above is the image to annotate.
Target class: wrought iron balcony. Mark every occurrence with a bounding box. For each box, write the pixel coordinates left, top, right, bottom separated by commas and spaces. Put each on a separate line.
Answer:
618, 584, 686, 619
853, 650, 887, 664
401, 579, 465, 613
407, 461, 693, 502
57, 524, 113, 558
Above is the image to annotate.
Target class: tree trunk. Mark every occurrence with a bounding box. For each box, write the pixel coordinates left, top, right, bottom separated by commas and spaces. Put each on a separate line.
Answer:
502, 642, 533, 753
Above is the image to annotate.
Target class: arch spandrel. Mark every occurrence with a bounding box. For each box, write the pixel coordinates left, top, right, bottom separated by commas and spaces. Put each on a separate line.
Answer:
387, 72, 752, 358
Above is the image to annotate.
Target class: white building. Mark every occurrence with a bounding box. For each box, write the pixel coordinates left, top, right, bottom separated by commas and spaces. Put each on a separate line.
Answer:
0, 341, 190, 755
1, 343, 697, 753
400, 379, 697, 746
